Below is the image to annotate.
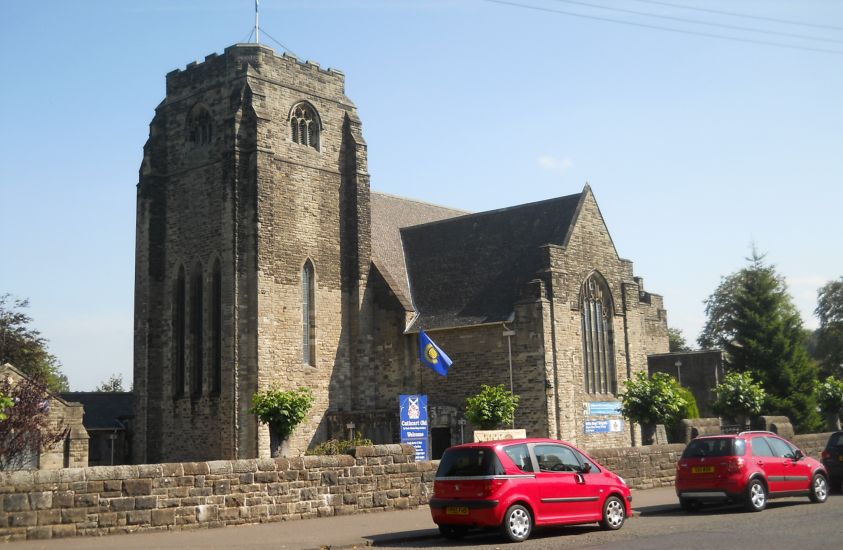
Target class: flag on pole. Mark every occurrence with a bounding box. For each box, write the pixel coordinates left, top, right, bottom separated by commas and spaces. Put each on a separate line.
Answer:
419, 330, 453, 376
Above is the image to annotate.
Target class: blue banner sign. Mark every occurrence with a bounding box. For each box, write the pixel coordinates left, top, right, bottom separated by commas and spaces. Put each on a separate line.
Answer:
400, 394, 429, 461
584, 419, 625, 434
587, 401, 622, 416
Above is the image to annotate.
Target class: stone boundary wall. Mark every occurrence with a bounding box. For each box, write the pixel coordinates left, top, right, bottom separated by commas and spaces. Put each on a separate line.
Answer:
793, 432, 835, 460
589, 444, 686, 489
0, 444, 435, 542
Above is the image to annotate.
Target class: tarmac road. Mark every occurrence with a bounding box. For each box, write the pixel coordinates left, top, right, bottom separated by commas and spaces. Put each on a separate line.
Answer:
381, 494, 843, 550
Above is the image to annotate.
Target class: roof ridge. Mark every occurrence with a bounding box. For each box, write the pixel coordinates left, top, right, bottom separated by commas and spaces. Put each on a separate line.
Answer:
371, 190, 471, 214
401, 191, 583, 233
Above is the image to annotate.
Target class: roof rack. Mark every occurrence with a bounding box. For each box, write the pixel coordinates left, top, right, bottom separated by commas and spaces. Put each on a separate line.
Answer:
737, 430, 775, 436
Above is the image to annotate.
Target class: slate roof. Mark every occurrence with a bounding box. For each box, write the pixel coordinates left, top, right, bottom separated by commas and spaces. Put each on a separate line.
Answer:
59, 392, 133, 431
401, 191, 584, 332
370, 192, 468, 307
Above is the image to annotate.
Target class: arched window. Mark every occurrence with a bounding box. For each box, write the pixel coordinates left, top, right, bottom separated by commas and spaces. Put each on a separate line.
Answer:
290, 102, 320, 150
174, 266, 186, 398
190, 264, 204, 396
302, 260, 316, 366
187, 105, 213, 146
211, 259, 222, 395
581, 273, 617, 394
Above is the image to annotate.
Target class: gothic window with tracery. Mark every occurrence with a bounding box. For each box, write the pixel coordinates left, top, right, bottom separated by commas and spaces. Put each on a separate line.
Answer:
581, 273, 617, 394
211, 259, 222, 395
290, 103, 320, 150
187, 106, 213, 146
302, 260, 316, 366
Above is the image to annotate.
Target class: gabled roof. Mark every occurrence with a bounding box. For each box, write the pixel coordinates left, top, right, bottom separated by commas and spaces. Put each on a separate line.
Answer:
402, 191, 584, 332
59, 392, 133, 431
370, 192, 468, 307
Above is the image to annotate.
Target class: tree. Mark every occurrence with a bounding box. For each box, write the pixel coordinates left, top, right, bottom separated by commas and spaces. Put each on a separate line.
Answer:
0, 390, 12, 421
668, 328, 691, 352
619, 372, 686, 428
712, 371, 765, 422
816, 277, 843, 377
465, 384, 520, 430
95, 373, 127, 392
0, 294, 69, 392
698, 250, 821, 433
0, 373, 68, 471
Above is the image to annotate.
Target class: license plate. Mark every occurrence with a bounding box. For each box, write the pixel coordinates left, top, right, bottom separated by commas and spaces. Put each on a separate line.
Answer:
839, 456, 843, 462
692, 466, 714, 474
446, 506, 469, 516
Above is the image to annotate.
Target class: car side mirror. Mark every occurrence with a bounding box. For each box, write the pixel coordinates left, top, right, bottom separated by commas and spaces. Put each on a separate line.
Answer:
580, 463, 592, 474
793, 449, 804, 460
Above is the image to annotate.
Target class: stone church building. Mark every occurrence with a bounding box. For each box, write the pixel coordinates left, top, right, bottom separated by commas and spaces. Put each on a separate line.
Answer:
133, 43, 668, 464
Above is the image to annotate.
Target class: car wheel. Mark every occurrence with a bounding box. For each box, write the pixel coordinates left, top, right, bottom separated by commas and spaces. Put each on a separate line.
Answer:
500, 504, 532, 543
438, 524, 468, 540
744, 479, 767, 512
599, 495, 626, 530
679, 497, 701, 513
809, 473, 829, 503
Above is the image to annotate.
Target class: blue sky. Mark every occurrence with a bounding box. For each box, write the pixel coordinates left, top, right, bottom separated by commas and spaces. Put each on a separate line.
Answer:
1, 0, 841, 390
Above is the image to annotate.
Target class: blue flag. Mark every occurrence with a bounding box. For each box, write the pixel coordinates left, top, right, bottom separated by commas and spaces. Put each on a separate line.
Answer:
419, 330, 453, 376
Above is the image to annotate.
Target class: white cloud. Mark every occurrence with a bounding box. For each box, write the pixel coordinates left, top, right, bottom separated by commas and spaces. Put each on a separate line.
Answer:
538, 155, 574, 175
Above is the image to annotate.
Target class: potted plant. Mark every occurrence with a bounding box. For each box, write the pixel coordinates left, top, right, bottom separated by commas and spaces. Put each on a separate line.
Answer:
711, 371, 765, 429
249, 386, 314, 457
619, 372, 686, 445
816, 376, 843, 431
465, 384, 520, 438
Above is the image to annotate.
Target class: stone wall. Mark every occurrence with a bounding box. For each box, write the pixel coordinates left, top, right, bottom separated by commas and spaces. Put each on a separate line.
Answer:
793, 432, 835, 459
0, 444, 434, 542
589, 444, 686, 489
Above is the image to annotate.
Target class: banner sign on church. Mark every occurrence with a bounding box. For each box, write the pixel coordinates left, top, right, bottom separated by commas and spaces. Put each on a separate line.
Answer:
400, 395, 429, 461
587, 401, 623, 416
584, 419, 624, 434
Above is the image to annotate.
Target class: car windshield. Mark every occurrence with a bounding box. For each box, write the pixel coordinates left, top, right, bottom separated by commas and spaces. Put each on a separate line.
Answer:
682, 437, 744, 458
437, 447, 505, 477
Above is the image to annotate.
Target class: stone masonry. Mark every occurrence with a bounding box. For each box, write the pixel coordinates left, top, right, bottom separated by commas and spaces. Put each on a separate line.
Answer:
0, 444, 433, 542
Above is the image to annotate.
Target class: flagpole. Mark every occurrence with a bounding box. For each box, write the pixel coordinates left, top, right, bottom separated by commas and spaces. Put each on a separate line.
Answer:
255, 0, 260, 44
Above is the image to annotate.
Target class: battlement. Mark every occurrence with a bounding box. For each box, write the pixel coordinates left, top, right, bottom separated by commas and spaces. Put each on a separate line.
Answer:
166, 43, 344, 82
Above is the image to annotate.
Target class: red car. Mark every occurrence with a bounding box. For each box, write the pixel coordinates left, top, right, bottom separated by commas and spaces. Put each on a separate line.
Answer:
429, 438, 632, 542
675, 431, 829, 512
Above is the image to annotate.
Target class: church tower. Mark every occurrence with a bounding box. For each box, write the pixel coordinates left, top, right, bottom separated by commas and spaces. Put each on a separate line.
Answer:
133, 44, 371, 463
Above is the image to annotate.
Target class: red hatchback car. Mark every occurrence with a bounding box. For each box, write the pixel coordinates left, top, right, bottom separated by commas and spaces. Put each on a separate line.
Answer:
675, 431, 829, 512
430, 438, 632, 542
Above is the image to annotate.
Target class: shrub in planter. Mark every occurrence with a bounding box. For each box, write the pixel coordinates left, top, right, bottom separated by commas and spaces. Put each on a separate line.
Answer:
465, 384, 520, 430
816, 375, 843, 430
711, 371, 765, 425
619, 372, 687, 444
249, 386, 314, 456
306, 435, 374, 456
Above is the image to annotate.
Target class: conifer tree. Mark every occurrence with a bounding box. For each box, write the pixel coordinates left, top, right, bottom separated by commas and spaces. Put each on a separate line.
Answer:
699, 250, 821, 433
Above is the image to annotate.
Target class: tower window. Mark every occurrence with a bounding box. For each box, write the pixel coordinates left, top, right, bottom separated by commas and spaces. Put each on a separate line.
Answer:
581, 273, 617, 394
211, 259, 222, 395
290, 102, 320, 150
190, 264, 204, 396
187, 106, 213, 146
302, 260, 316, 366
174, 266, 186, 398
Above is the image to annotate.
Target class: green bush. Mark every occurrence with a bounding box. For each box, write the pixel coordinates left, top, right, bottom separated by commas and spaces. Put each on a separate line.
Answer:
712, 371, 765, 420
306, 435, 374, 456
619, 372, 686, 426
0, 390, 12, 421
816, 376, 843, 415
249, 386, 314, 439
465, 384, 520, 430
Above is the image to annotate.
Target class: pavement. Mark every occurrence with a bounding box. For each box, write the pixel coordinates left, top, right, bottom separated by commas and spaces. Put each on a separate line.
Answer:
7, 486, 679, 550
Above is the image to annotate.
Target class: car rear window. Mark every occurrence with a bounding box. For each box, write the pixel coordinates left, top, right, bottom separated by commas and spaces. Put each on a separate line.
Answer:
682, 437, 745, 458
828, 433, 843, 448
437, 447, 505, 478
